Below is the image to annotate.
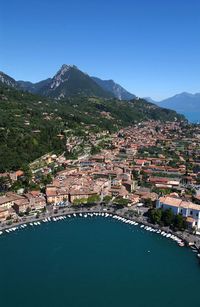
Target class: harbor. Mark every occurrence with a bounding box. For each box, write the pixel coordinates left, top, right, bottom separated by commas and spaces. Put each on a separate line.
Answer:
1, 206, 200, 259
1, 214, 200, 307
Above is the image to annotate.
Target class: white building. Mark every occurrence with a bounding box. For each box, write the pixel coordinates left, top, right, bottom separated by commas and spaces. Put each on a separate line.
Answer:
156, 195, 200, 230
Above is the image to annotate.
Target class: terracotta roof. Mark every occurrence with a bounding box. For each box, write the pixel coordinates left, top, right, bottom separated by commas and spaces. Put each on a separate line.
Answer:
15, 170, 24, 177
30, 190, 40, 197
160, 196, 200, 211
135, 159, 147, 164
149, 177, 169, 183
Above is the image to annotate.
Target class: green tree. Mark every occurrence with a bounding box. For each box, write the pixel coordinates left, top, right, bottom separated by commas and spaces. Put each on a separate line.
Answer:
148, 208, 162, 224
87, 194, 100, 204
90, 145, 101, 155
41, 174, 52, 186
73, 197, 87, 205
173, 214, 187, 230
0, 176, 10, 192
144, 198, 153, 208
162, 208, 174, 226
114, 197, 129, 207
21, 165, 32, 184
103, 195, 112, 204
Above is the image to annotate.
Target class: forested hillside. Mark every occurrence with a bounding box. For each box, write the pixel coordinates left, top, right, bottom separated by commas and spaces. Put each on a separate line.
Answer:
0, 84, 185, 172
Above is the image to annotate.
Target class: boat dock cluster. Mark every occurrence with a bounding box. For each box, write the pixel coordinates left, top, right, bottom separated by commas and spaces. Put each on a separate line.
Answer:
0, 212, 183, 247
140, 225, 185, 247
112, 215, 185, 247
1, 212, 200, 257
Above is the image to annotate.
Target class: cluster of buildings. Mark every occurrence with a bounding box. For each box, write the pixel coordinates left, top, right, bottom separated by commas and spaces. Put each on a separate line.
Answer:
127, 122, 200, 189
1, 120, 200, 230
0, 191, 46, 222
46, 158, 134, 204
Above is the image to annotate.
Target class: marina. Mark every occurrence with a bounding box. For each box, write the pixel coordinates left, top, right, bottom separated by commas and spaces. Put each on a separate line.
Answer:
1, 210, 199, 256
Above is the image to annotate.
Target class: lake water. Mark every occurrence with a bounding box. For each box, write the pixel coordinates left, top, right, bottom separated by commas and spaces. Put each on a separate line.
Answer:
0, 217, 200, 307
183, 111, 200, 123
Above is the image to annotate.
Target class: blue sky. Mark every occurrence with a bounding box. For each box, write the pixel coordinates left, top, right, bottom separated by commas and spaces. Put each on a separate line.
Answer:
1, 0, 200, 100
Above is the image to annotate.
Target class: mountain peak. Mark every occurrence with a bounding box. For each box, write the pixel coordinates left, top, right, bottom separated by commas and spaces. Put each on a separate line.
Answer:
59, 64, 78, 72
50, 64, 77, 90
175, 92, 192, 97
0, 71, 17, 88
35, 65, 113, 99
0, 66, 133, 100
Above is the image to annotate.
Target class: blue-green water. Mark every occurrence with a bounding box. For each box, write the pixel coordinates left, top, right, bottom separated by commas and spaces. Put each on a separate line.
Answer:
183, 111, 200, 123
0, 218, 200, 307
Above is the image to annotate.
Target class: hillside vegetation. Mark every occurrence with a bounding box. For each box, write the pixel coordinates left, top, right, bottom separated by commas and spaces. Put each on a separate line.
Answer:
0, 84, 185, 172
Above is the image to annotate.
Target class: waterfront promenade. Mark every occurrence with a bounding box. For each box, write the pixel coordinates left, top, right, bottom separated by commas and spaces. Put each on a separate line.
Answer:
1, 203, 200, 255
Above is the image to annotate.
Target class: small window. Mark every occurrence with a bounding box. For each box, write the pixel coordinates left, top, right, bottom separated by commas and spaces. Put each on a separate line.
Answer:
190, 211, 193, 215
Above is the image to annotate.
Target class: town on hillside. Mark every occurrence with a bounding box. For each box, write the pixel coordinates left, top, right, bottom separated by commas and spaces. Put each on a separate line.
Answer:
1, 120, 200, 235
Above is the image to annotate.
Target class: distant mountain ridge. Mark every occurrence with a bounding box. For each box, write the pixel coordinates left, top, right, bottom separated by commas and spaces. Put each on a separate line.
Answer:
155, 92, 200, 122
17, 65, 114, 99
37, 65, 115, 99
144, 93, 200, 122
1, 67, 199, 122
0, 66, 112, 99
17, 78, 52, 94
92, 77, 136, 100
0, 65, 137, 100
157, 92, 200, 111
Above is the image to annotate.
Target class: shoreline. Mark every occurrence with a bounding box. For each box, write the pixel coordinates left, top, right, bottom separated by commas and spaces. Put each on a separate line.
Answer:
1, 206, 200, 259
